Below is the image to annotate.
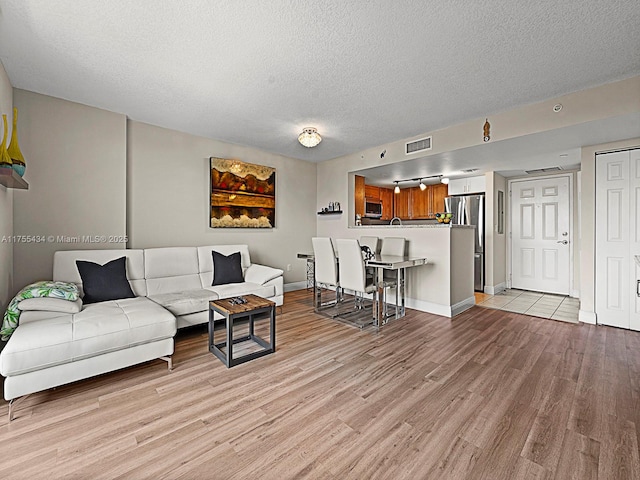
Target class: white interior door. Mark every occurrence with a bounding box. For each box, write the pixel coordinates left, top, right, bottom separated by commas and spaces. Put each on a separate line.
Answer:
510, 176, 571, 294
632, 148, 640, 331
596, 149, 640, 330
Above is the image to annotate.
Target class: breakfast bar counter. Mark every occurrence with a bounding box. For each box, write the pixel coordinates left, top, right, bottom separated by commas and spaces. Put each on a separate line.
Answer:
313, 225, 476, 318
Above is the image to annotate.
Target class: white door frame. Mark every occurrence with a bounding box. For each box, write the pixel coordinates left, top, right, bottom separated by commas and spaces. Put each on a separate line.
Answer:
506, 173, 574, 295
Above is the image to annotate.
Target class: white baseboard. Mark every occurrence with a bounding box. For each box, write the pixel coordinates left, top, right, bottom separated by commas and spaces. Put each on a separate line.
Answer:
405, 296, 474, 318
451, 296, 476, 316
484, 283, 506, 295
284, 281, 308, 292
570, 289, 580, 298
405, 298, 451, 317
578, 309, 596, 324
284, 285, 473, 319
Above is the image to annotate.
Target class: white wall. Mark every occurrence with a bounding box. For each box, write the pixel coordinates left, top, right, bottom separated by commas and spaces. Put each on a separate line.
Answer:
9, 92, 316, 290
0, 61, 13, 309
13, 90, 128, 289
127, 121, 317, 284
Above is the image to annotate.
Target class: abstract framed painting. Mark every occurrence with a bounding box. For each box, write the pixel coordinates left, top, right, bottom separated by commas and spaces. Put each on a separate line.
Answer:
210, 157, 276, 228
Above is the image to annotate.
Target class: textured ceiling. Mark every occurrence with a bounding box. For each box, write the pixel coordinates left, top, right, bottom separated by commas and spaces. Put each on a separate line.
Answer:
0, 0, 639, 163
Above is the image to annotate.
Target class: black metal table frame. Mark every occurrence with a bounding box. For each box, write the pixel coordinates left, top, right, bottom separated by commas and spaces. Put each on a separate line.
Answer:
208, 302, 276, 368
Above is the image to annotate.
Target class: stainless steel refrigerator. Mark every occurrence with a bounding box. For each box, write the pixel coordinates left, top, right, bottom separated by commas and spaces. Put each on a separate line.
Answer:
444, 194, 485, 292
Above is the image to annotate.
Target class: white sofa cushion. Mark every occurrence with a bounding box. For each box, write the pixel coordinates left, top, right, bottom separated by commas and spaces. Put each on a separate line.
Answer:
144, 247, 202, 295
197, 245, 251, 287
18, 310, 70, 324
207, 282, 275, 300
53, 250, 147, 297
148, 289, 219, 317
18, 297, 83, 313
244, 264, 284, 285
0, 297, 176, 377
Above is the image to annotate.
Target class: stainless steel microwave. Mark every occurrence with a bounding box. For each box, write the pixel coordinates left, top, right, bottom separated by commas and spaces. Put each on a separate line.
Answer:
365, 200, 382, 218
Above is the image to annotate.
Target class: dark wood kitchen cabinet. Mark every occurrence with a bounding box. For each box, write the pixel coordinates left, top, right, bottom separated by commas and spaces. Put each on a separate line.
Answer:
394, 183, 449, 220
380, 187, 394, 221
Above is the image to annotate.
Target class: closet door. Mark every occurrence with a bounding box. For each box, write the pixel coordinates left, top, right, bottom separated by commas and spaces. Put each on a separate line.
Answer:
595, 149, 640, 331
630, 149, 640, 331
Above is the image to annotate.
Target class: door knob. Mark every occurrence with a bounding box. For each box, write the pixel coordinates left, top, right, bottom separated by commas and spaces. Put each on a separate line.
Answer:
557, 240, 568, 245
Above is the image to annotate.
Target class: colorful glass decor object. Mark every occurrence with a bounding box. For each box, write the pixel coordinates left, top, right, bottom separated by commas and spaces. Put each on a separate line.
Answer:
0, 114, 12, 170
8, 108, 25, 176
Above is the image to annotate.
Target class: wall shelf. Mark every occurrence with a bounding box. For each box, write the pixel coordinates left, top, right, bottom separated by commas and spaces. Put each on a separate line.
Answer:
317, 210, 343, 215
0, 168, 29, 190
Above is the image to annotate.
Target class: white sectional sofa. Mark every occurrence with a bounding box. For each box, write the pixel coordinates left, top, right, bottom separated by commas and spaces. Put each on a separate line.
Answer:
0, 245, 283, 419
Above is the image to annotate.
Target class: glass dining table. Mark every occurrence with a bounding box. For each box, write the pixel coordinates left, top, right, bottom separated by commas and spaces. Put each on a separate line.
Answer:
297, 251, 427, 328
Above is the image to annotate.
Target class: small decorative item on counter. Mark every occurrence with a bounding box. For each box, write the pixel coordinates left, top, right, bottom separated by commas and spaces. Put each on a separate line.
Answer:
0, 114, 13, 169
355, 214, 362, 226
435, 213, 452, 224
8, 108, 25, 176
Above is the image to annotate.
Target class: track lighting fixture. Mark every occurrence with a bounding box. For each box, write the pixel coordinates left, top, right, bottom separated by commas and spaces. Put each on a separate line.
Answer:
392, 175, 442, 191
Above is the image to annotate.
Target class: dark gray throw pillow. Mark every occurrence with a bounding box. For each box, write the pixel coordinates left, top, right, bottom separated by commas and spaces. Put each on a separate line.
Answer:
76, 256, 136, 304
212, 251, 244, 285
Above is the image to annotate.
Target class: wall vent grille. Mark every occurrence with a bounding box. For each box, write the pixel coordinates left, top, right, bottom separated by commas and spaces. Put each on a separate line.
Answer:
525, 166, 563, 174
405, 136, 432, 155
461, 168, 479, 173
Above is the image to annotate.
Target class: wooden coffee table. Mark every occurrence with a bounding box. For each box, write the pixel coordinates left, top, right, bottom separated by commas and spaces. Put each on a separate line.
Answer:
208, 294, 276, 367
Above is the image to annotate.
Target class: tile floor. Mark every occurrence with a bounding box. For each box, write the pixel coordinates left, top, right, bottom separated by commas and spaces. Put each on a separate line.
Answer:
475, 289, 579, 323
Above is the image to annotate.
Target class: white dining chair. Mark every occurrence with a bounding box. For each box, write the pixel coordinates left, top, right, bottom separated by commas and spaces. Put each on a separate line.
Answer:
311, 237, 341, 312
359, 235, 379, 281
335, 239, 378, 316
380, 237, 406, 256
359, 236, 379, 255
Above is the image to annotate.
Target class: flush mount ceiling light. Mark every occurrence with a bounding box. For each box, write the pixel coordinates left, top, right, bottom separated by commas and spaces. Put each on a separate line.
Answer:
298, 127, 322, 148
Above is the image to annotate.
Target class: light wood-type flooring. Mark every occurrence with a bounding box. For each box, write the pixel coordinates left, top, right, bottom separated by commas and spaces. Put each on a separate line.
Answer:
1, 290, 639, 479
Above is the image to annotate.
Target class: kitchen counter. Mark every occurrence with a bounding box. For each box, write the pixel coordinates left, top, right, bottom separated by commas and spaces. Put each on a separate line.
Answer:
315, 224, 476, 317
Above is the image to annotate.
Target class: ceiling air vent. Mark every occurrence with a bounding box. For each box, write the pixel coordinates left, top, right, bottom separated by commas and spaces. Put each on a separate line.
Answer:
405, 136, 432, 155
461, 168, 478, 173
525, 166, 563, 174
